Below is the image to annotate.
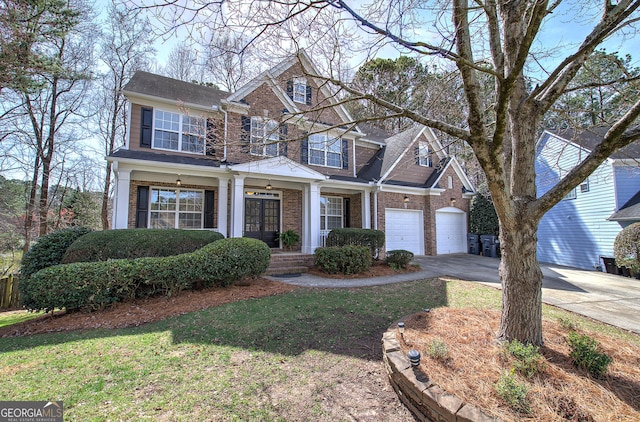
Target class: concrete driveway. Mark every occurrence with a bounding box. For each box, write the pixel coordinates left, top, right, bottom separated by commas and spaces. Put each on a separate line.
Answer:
413, 254, 640, 334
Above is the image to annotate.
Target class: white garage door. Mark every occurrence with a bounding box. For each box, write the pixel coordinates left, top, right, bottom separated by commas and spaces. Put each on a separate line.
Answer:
385, 209, 424, 255
436, 208, 467, 254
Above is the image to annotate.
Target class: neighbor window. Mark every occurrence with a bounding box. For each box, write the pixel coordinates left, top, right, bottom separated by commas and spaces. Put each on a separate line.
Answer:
150, 188, 203, 229
250, 117, 279, 157
417, 141, 432, 167
309, 133, 342, 168
293, 77, 307, 103
153, 110, 205, 154
559, 168, 577, 200
320, 196, 343, 231
580, 178, 590, 193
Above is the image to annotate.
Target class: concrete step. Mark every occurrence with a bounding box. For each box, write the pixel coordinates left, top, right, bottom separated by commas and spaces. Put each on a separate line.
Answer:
266, 266, 309, 276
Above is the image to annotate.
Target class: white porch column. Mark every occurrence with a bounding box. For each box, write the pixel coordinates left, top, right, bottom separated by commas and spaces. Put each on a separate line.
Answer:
362, 189, 371, 229
230, 175, 245, 238
217, 177, 229, 237
309, 182, 321, 252
113, 168, 131, 229
302, 185, 311, 253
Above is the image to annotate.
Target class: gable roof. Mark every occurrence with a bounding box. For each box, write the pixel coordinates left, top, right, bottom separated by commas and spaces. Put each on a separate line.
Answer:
546, 127, 640, 159
123, 71, 228, 108
379, 125, 424, 180
609, 190, 640, 221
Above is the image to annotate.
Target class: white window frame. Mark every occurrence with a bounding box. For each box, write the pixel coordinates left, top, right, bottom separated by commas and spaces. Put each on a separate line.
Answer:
320, 196, 343, 231
309, 133, 342, 168
250, 116, 279, 157
293, 77, 307, 103
580, 178, 590, 193
559, 168, 577, 200
152, 109, 205, 155
418, 141, 432, 167
149, 187, 204, 229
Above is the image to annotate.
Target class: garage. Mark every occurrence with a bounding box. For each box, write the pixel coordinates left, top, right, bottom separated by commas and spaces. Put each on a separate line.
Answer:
436, 208, 467, 254
385, 208, 424, 255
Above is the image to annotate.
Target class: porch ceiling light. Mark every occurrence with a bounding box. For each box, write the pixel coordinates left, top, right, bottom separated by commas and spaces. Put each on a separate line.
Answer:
266, 182, 273, 190
176, 178, 182, 186
403, 195, 410, 203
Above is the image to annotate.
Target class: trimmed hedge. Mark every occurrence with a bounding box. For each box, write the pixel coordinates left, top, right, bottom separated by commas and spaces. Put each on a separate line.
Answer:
20, 227, 93, 279
613, 222, 640, 277
20, 237, 271, 313
62, 229, 224, 263
314, 246, 371, 274
386, 249, 414, 269
326, 228, 385, 259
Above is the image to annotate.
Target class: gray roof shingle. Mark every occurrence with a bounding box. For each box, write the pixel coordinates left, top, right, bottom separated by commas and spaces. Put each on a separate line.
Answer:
609, 190, 640, 221
123, 71, 229, 108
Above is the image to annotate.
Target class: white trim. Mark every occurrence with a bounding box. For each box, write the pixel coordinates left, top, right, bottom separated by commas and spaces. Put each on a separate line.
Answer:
124, 91, 220, 113
230, 156, 328, 181
106, 157, 229, 179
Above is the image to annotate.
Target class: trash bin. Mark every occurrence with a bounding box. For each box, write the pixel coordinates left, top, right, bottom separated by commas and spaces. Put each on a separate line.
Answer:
480, 235, 498, 258
601, 257, 619, 274
467, 234, 480, 255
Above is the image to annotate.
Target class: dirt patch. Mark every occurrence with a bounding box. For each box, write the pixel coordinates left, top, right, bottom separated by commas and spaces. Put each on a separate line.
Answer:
399, 307, 640, 421
0, 277, 297, 338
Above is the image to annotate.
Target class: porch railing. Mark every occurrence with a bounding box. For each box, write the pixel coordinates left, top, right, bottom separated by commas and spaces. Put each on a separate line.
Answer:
320, 230, 331, 247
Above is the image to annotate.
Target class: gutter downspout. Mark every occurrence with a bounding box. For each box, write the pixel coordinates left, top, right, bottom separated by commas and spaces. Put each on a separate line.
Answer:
220, 105, 228, 162
373, 183, 381, 230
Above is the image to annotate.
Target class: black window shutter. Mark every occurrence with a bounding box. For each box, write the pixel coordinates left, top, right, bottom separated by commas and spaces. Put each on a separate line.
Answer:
301, 132, 309, 164
414, 145, 420, 164
279, 124, 288, 157
343, 198, 351, 228
140, 107, 153, 148
204, 190, 215, 229
342, 139, 349, 169
206, 119, 216, 156
241, 116, 251, 153
135, 186, 149, 228
305, 85, 312, 105
286, 80, 293, 100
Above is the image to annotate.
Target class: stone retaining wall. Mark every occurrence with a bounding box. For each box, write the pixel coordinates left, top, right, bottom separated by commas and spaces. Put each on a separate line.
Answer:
382, 330, 499, 422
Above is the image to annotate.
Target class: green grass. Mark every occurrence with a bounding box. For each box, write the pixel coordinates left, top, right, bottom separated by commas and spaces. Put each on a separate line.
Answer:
0, 310, 43, 328
0, 278, 636, 420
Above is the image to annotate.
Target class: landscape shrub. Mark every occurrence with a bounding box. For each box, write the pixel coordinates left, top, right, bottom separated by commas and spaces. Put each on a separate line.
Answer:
469, 189, 499, 235
20, 237, 270, 313
502, 340, 544, 378
314, 246, 371, 274
426, 338, 449, 361
495, 370, 530, 414
20, 227, 92, 279
613, 222, 640, 277
567, 332, 612, 378
326, 228, 384, 259
62, 228, 224, 263
386, 249, 414, 270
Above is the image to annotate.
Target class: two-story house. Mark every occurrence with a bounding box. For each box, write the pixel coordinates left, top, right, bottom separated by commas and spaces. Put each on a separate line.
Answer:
535, 127, 640, 270
108, 51, 475, 255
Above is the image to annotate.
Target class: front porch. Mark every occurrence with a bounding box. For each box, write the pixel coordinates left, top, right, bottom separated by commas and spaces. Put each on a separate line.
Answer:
266, 251, 314, 276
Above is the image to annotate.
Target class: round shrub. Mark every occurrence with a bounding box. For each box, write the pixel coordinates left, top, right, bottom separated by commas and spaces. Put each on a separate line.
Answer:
62, 228, 224, 263
614, 222, 640, 277
20, 227, 92, 279
314, 246, 371, 274
20, 237, 271, 313
196, 237, 271, 287
386, 249, 414, 269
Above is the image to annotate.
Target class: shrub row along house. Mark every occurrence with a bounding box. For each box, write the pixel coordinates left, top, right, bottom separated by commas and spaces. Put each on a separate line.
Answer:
108, 51, 475, 255
535, 127, 640, 270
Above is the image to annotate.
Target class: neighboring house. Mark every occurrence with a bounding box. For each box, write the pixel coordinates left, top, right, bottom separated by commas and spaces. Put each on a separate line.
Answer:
108, 51, 475, 255
535, 127, 640, 270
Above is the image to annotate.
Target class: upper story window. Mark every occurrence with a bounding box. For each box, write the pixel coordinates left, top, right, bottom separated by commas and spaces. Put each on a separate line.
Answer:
149, 188, 203, 229
250, 116, 279, 157
293, 77, 307, 103
417, 141, 432, 167
153, 110, 205, 154
558, 168, 577, 200
309, 133, 342, 168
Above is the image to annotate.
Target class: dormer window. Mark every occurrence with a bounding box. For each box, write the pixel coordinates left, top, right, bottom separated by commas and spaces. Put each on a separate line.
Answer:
293, 77, 307, 103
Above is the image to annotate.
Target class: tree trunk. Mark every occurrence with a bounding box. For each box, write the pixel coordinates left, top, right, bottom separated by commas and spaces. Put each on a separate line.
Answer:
22, 155, 40, 254
497, 218, 544, 345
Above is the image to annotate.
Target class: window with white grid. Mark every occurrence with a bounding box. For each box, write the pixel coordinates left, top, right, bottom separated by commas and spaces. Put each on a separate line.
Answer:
309, 133, 341, 168
152, 110, 205, 154
150, 188, 203, 229
418, 141, 432, 167
320, 196, 343, 231
250, 117, 279, 157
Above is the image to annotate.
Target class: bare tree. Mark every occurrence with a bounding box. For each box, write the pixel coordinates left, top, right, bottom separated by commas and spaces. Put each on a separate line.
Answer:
204, 33, 258, 91
96, 5, 154, 229
141, 0, 640, 345
162, 41, 202, 82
